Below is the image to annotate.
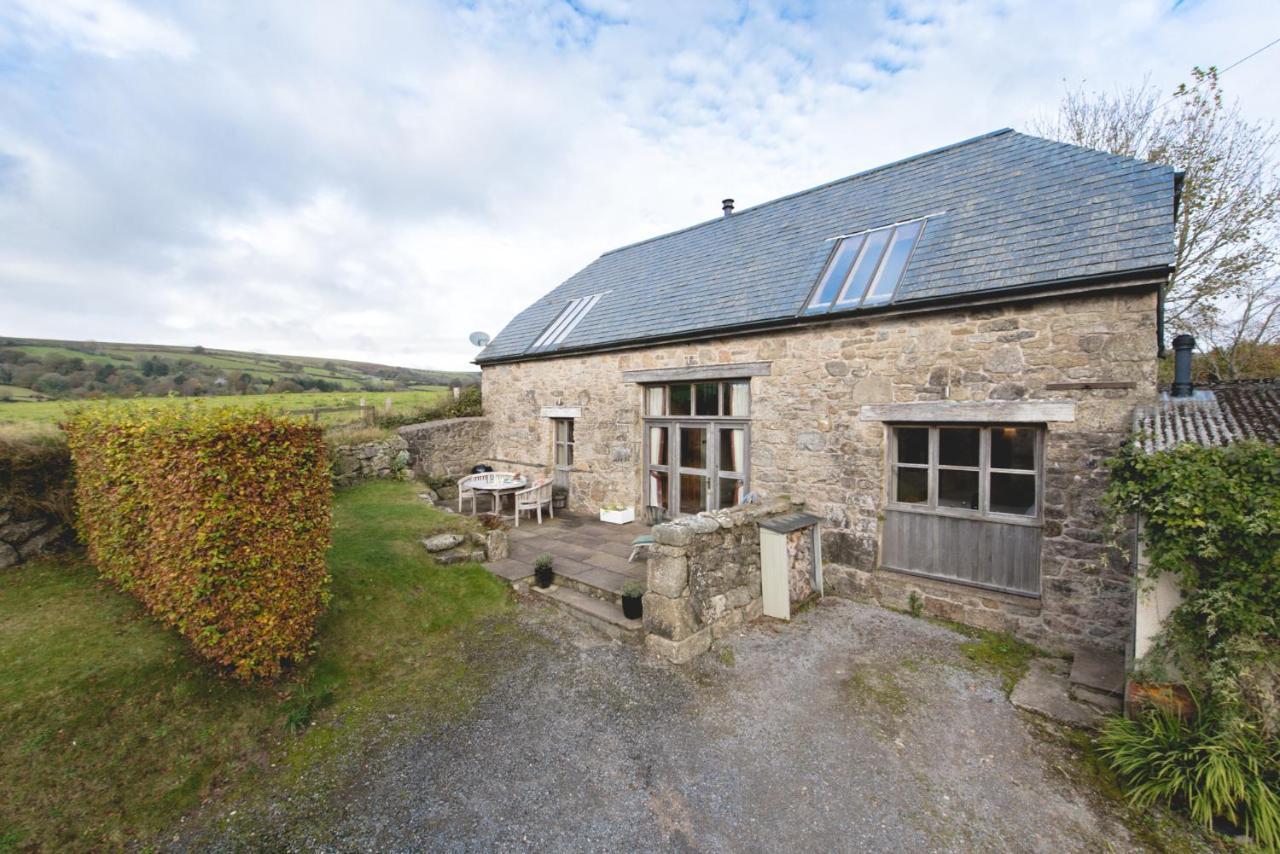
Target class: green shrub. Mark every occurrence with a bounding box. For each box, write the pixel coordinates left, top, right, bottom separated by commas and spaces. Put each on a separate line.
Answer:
621, 580, 646, 598
63, 404, 332, 679
1098, 703, 1280, 848
376, 386, 481, 428
534, 553, 553, 570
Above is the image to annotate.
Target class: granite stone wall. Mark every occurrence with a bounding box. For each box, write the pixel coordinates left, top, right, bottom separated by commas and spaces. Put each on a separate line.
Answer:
644, 497, 801, 662
330, 437, 411, 487
0, 497, 68, 569
482, 287, 1160, 652
397, 417, 493, 481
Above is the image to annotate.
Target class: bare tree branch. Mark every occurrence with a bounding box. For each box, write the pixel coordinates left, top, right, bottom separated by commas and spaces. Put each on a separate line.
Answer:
1028, 67, 1280, 352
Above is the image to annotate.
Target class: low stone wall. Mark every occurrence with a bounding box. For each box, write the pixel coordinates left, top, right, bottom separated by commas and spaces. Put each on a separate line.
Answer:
824, 562, 1046, 642
330, 437, 411, 487
644, 496, 803, 663
0, 499, 68, 569
398, 417, 492, 481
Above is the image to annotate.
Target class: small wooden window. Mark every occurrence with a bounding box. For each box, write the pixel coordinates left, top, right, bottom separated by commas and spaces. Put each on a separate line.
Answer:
553, 418, 574, 468
889, 425, 1042, 520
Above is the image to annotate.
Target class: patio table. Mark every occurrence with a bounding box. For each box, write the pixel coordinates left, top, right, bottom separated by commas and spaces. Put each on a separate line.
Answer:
469, 476, 527, 522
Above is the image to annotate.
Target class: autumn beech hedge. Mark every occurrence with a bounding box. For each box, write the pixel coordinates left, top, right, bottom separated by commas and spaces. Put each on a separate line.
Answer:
63, 405, 332, 679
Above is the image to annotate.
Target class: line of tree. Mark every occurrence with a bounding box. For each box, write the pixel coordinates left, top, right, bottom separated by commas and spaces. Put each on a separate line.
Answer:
0, 348, 414, 401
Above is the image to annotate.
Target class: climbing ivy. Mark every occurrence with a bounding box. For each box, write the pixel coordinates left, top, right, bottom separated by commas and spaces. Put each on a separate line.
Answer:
1105, 440, 1280, 646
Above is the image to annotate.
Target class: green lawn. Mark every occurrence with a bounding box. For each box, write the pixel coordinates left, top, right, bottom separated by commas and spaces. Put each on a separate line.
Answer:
0, 388, 448, 426
0, 480, 513, 851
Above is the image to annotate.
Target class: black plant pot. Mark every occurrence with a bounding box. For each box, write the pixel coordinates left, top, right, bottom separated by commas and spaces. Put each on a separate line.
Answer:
621, 594, 643, 620
535, 565, 554, 589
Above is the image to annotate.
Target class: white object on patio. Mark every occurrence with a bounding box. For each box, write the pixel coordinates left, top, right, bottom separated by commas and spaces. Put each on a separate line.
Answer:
457, 471, 517, 514
513, 477, 554, 526
599, 506, 635, 525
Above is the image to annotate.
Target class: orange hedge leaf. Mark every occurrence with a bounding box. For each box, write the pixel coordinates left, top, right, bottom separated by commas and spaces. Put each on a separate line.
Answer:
63, 404, 332, 679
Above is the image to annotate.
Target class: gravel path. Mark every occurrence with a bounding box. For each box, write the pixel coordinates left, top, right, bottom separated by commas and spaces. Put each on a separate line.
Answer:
178, 597, 1147, 852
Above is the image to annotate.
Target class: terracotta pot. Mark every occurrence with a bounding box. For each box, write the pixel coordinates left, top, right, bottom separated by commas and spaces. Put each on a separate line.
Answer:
1126, 681, 1196, 720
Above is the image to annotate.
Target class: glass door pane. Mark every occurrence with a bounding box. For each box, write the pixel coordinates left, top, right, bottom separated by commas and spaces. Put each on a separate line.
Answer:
646, 424, 671, 513
649, 470, 671, 512
718, 428, 744, 473
648, 425, 668, 466
679, 474, 706, 514
676, 425, 708, 514
717, 478, 742, 508
679, 426, 706, 468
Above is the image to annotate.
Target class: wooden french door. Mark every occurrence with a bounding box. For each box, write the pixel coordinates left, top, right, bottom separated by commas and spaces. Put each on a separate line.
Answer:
645, 421, 747, 516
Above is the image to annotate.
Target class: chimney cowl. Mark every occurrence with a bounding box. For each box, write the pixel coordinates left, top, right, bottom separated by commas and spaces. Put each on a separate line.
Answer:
722, 198, 735, 216
1171, 333, 1196, 398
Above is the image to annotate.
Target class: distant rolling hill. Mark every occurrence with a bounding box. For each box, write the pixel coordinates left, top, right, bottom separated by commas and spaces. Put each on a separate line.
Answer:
0, 336, 478, 403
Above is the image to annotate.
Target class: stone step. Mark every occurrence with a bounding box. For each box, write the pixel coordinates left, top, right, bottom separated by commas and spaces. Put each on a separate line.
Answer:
555, 573, 624, 605
532, 585, 642, 644
1069, 647, 1125, 697
1010, 659, 1105, 729
1072, 684, 1124, 716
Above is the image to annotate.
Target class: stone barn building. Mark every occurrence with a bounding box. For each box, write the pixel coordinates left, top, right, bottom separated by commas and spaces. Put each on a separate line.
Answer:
474, 129, 1178, 655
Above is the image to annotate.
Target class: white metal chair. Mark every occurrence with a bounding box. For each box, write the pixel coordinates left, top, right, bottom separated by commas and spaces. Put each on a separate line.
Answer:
457, 471, 516, 514
513, 478, 554, 526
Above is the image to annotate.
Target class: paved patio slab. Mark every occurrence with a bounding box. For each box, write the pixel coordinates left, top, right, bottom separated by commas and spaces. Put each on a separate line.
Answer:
484, 513, 648, 595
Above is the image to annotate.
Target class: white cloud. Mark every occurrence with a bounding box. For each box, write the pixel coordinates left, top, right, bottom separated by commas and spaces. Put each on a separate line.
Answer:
6, 0, 193, 59
0, 0, 1277, 371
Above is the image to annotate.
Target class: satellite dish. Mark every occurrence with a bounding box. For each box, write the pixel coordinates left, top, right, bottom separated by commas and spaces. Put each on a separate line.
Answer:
468, 331, 491, 348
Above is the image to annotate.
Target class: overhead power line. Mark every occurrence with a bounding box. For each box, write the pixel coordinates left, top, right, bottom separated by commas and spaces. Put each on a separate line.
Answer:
1144, 34, 1280, 118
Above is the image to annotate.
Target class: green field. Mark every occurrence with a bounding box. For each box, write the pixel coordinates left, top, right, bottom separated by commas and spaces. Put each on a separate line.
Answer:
0, 388, 449, 426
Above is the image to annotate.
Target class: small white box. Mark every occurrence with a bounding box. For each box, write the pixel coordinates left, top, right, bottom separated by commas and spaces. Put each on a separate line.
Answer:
599, 507, 635, 525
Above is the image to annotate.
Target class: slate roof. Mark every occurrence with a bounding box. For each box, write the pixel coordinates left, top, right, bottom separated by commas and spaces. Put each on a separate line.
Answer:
478, 129, 1176, 364
1132, 381, 1280, 452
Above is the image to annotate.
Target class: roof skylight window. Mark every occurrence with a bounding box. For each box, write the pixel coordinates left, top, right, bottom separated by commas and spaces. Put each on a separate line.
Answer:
804, 218, 927, 314
529, 292, 606, 351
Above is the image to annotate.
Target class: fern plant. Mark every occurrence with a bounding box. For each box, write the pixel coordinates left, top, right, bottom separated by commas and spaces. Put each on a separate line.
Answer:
1098, 704, 1280, 849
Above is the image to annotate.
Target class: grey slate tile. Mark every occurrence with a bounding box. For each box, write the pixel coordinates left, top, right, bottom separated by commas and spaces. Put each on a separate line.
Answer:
478, 129, 1175, 362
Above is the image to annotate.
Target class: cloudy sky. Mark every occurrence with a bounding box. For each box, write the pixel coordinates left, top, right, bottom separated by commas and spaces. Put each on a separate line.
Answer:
1, 1, 1277, 371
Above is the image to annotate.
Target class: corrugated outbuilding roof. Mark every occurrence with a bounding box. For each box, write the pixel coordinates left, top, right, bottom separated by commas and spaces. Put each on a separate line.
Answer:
1132, 381, 1280, 452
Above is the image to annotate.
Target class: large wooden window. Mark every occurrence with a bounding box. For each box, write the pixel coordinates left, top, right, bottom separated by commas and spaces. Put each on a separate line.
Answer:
644, 381, 749, 515
883, 424, 1043, 596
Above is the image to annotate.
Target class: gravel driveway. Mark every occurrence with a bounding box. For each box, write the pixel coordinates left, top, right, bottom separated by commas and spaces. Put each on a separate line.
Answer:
179, 597, 1152, 852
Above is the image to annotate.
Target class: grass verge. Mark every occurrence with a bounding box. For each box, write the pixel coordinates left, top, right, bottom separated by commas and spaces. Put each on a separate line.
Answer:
0, 479, 511, 851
